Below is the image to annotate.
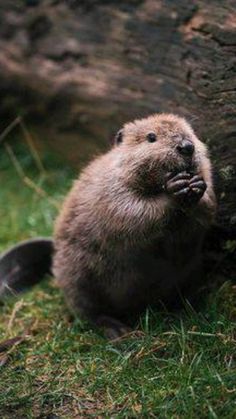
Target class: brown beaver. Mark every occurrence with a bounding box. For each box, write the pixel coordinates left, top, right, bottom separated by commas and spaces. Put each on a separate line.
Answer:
52, 113, 216, 339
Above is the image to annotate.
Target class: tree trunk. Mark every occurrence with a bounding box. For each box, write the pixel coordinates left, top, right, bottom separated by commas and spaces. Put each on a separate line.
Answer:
0, 0, 235, 227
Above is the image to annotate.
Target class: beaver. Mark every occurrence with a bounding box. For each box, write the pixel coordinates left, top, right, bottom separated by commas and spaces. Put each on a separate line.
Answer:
51, 113, 216, 339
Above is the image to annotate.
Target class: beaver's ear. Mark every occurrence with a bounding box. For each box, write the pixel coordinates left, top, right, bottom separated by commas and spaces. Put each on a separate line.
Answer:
114, 129, 123, 145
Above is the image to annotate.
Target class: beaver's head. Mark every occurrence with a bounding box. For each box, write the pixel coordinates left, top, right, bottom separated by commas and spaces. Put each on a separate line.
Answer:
113, 114, 208, 196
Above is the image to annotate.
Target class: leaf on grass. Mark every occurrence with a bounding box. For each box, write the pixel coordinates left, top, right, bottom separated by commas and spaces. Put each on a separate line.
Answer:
0, 335, 26, 353
0, 354, 9, 367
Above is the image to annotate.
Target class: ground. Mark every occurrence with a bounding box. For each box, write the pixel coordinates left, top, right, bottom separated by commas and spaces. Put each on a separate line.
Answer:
0, 137, 235, 418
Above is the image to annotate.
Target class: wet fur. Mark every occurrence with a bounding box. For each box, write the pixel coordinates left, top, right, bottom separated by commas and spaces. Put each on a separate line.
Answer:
53, 114, 216, 337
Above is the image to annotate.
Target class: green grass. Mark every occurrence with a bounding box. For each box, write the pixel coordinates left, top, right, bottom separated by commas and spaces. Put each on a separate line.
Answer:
0, 139, 236, 418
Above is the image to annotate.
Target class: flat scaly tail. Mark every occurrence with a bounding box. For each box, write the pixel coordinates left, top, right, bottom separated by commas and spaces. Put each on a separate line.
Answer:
0, 238, 53, 300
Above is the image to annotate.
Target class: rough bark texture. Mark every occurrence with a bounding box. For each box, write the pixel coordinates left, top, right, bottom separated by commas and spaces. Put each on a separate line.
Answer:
0, 0, 235, 227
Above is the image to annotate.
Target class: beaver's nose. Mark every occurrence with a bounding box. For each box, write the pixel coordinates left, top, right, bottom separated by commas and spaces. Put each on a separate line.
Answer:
177, 140, 194, 156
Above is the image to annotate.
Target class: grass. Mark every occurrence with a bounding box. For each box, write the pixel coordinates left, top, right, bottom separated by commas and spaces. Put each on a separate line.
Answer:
0, 136, 236, 418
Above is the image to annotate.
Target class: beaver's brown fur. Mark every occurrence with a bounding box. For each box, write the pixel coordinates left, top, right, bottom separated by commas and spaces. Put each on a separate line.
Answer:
53, 113, 216, 338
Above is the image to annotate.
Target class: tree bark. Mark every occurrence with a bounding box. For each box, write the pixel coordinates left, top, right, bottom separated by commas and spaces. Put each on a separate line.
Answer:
0, 0, 235, 227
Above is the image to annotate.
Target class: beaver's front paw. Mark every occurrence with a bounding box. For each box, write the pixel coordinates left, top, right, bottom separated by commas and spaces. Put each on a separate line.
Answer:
165, 172, 207, 205
188, 175, 207, 202
165, 171, 191, 201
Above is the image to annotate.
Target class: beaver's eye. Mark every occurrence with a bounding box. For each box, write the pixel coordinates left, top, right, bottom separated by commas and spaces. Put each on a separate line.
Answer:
114, 129, 123, 145
147, 132, 157, 143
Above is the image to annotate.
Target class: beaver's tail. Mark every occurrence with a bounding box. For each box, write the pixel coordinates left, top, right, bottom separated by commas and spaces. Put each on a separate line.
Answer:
0, 238, 53, 300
